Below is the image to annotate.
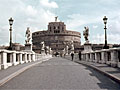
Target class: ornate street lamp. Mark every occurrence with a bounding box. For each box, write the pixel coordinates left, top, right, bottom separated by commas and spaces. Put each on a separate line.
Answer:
8, 17, 14, 50
103, 16, 109, 49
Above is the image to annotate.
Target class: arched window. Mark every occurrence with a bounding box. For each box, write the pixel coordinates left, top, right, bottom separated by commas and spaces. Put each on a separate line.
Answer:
56, 26, 58, 29
58, 26, 60, 29
54, 26, 56, 29
54, 30, 57, 33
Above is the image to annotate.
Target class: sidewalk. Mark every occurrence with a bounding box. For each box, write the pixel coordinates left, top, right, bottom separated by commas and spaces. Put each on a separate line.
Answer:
64, 55, 120, 84
0, 57, 52, 86
75, 60, 120, 84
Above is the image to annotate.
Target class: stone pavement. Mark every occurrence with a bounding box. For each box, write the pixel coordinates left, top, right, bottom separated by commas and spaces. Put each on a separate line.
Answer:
0, 57, 52, 86
0, 57, 120, 89
75, 60, 120, 84
64, 55, 120, 84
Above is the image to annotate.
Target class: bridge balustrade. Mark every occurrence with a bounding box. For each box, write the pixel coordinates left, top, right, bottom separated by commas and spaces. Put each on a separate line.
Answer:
65, 48, 120, 68
0, 51, 1, 70
81, 48, 120, 67
0, 50, 36, 70
118, 51, 120, 67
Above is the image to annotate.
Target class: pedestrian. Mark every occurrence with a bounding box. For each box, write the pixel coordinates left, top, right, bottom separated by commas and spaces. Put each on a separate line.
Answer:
71, 53, 74, 61
78, 51, 81, 60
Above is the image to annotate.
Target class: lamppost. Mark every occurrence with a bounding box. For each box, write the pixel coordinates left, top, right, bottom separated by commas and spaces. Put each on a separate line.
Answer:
8, 17, 14, 50
103, 16, 109, 49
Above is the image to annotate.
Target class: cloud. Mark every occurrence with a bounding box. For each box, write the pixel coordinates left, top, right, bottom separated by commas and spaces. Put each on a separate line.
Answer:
66, 14, 86, 30
90, 33, 120, 44
0, 0, 120, 46
91, 34, 104, 44
40, 0, 58, 8
0, 0, 57, 45
108, 15, 120, 34
0, 25, 9, 45
25, 5, 38, 16
65, 14, 102, 31
93, 25, 98, 29
65, 9, 120, 44
108, 34, 120, 44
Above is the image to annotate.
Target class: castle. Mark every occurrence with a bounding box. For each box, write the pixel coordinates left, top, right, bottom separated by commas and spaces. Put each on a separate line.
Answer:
32, 18, 81, 55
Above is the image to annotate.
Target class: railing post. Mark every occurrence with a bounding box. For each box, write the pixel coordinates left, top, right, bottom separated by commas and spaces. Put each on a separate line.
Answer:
0, 52, 1, 70
6, 52, 13, 67
12, 52, 17, 65
106, 51, 111, 65
32, 54, 35, 61
90, 53, 93, 62
28, 54, 31, 62
95, 53, 98, 63
98, 52, 101, 63
20, 53, 24, 64
22, 53, 25, 63
111, 50, 118, 67
25, 53, 28, 63
86, 53, 89, 61
101, 51, 107, 64
16, 53, 20, 65
1, 51, 8, 69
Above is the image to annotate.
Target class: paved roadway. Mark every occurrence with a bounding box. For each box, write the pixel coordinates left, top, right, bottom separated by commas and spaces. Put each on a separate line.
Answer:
0, 57, 120, 90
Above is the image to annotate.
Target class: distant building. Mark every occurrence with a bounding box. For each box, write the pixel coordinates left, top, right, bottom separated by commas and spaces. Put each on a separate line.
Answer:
12, 43, 25, 51
79, 44, 120, 52
0, 45, 8, 49
92, 44, 104, 51
32, 20, 81, 54
0, 43, 25, 51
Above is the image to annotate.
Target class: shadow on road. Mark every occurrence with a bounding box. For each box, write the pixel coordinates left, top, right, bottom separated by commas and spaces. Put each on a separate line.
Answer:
85, 66, 120, 89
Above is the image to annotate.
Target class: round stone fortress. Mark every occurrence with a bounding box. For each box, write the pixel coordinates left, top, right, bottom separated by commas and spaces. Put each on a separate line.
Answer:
32, 19, 81, 54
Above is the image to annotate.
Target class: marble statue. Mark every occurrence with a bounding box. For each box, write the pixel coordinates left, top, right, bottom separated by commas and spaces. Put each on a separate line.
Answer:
83, 26, 89, 43
65, 45, 69, 55
55, 16, 58, 22
71, 41, 74, 53
25, 27, 31, 44
41, 41, 45, 50
71, 41, 74, 51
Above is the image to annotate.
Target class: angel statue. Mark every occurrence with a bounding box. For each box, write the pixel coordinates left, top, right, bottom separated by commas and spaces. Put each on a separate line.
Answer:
83, 26, 89, 43
41, 41, 45, 50
55, 16, 58, 22
71, 41, 74, 50
25, 27, 31, 44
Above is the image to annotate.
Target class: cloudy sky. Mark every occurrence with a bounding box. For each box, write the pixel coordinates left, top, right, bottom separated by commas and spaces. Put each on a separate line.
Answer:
0, 0, 120, 45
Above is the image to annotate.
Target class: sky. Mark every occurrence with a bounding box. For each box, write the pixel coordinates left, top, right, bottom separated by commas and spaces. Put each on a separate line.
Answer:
0, 0, 120, 45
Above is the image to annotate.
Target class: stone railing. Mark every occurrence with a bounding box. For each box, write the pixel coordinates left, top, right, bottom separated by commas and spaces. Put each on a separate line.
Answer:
0, 49, 52, 70
35, 53, 52, 61
65, 48, 120, 68
81, 48, 120, 67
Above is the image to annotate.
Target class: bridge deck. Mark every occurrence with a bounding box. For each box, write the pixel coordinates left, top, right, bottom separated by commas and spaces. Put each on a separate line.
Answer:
0, 57, 120, 89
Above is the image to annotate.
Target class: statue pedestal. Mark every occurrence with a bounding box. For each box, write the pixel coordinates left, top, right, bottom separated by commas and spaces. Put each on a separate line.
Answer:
71, 49, 74, 54
83, 43, 92, 53
41, 49, 45, 54
25, 44, 32, 51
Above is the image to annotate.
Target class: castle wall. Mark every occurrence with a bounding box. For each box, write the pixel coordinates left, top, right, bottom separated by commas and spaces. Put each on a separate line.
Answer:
32, 21, 81, 54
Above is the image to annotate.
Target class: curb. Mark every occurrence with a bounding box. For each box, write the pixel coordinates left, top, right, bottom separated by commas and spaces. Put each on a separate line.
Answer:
0, 58, 51, 87
75, 61, 120, 84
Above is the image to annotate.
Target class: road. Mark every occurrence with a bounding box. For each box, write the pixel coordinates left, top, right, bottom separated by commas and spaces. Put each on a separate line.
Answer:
0, 57, 120, 89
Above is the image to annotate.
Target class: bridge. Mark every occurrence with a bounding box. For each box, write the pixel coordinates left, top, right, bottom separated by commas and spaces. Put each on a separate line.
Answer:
0, 48, 120, 89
